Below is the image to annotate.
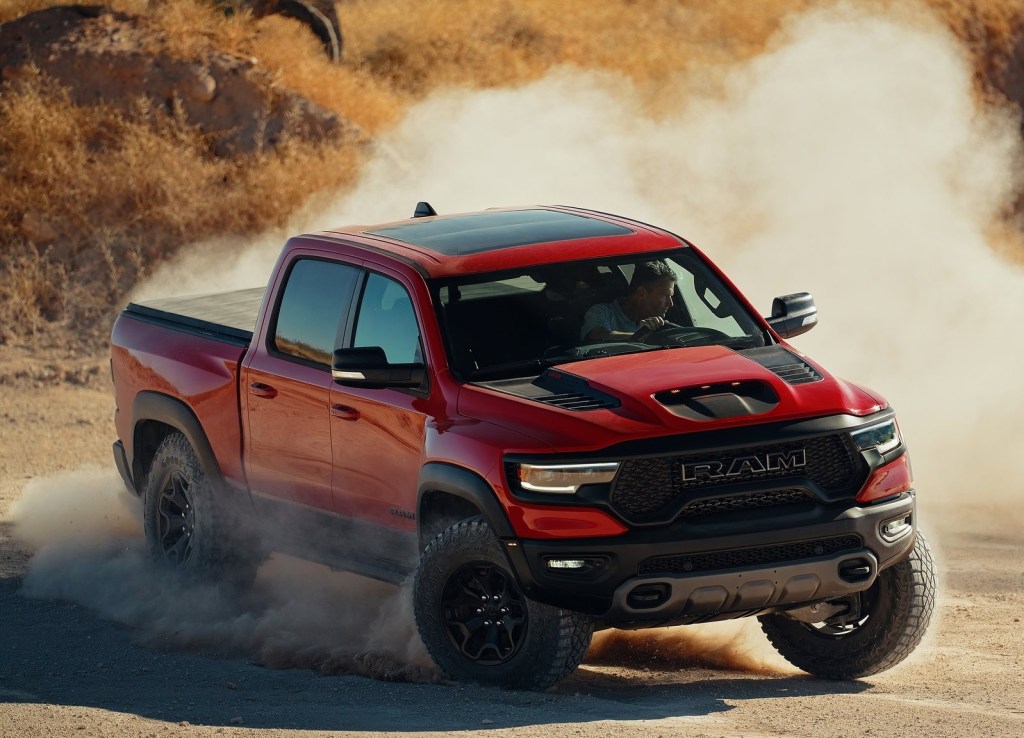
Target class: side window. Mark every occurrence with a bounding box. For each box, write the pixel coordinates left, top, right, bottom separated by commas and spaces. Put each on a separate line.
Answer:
273, 258, 360, 365
673, 268, 744, 335
353, 273, 423, 364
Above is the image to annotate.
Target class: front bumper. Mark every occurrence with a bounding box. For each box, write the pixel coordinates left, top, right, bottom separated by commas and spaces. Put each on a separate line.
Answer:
503, 491, 916, 625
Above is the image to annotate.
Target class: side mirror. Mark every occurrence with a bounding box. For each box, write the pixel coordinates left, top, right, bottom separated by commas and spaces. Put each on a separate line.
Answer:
332, 346, 426, 388
766, 292, 817, 339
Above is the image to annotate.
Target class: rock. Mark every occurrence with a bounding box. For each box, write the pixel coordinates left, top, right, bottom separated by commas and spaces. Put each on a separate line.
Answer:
182, 64, 217, 104
0, 5, 363, 157
19, 211, 58, 245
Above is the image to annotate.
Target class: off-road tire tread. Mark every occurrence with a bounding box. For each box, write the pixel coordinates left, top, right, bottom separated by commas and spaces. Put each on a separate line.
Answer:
413, 518, 592, 690
143, 432, 260, 587
759, 532, 936, 679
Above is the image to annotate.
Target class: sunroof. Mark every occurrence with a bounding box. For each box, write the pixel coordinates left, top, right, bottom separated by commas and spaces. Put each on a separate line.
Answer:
364, 209, 633, 255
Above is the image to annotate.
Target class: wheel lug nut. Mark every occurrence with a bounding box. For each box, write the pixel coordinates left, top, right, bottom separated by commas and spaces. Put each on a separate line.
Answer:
492, 595, 499, 601
483, 620, 491, 626
476, 608, 483, 613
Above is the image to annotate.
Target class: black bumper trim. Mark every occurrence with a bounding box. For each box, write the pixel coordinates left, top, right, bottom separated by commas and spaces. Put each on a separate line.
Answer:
511, 492, 916, 622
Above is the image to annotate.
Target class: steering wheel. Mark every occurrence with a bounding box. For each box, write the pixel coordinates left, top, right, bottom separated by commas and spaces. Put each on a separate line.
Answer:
630, 322, 730, 347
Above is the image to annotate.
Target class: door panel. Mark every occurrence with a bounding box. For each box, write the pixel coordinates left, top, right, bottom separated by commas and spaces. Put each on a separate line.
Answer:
331, 271, 427, 539
244, 359, 334, 509
242, 255, 360, 512
330, 387, 426, 527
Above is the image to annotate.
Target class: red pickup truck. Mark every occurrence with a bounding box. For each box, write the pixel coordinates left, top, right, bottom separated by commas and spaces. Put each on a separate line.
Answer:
111, 204, 934, 689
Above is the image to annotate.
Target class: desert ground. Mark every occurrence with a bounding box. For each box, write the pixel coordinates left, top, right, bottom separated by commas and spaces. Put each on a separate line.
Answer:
0, 347, 1021, 738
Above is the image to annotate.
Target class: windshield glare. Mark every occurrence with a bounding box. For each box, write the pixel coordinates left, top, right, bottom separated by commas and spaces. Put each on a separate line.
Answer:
436, 250, 767, 380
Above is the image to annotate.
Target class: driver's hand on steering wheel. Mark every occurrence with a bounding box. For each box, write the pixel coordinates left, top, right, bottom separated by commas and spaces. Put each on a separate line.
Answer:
637, 316, 666, 332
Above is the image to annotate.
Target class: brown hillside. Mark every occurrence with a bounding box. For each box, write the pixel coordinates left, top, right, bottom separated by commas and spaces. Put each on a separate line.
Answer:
1, 0, 1023, 355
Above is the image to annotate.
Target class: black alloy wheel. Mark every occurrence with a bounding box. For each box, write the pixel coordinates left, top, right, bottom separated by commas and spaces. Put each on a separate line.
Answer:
442, 561, 528, 665
156, 470, 195, 564
413, 518, 593, 689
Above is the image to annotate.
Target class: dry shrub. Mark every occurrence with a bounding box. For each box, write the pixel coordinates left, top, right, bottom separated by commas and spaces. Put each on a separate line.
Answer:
0, 0, 147, 23
249, 13, 404, 135
0, 69, 358, 345
0, 246, 69, 341
337, 0, 850, 107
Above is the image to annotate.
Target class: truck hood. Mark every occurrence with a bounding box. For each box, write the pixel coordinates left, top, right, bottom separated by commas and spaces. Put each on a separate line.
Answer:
458, 344, 887, 451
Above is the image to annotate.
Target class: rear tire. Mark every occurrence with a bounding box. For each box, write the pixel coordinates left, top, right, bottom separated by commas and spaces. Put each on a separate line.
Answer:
759, 532, 936, 679
142, 432, 260, 589
413, 518, 592, 690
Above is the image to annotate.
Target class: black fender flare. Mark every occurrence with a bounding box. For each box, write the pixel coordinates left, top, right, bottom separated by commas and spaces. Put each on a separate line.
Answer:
130, 391, 227, 492
416, 462, 515, 539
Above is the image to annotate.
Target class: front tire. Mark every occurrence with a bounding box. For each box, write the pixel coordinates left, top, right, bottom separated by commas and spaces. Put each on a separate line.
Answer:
142, 432, 259, 588
413, 519, 592, 690
759, 532, 936, 679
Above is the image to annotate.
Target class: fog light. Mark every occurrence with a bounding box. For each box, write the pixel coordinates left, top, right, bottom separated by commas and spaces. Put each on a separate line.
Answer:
882, 514, 912, 541
546, 558, 587, 570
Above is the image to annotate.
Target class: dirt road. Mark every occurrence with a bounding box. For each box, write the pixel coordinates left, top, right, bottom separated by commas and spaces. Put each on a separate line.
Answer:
1, 369, 1022, 738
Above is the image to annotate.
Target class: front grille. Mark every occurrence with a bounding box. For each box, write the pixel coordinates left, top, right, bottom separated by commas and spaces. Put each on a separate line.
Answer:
610, 433, 865, 523
637, 534, 862, 576
679, 489, 811, 517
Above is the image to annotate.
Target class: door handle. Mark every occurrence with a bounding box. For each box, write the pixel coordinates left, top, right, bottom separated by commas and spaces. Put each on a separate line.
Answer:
249, 382, 278, 399
331, 403, 360, 420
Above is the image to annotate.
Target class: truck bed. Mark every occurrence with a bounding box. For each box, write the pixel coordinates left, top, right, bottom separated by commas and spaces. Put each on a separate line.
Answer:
123, 287, 264, 345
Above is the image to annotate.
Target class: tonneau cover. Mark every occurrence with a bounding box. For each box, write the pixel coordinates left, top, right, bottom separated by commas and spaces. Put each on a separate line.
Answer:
124, 286, 264, 344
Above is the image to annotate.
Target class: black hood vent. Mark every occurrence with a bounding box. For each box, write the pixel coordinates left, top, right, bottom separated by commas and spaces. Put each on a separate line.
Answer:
535, 391, 617, 411
475, 368, 620, 411
741, 346, 823, 385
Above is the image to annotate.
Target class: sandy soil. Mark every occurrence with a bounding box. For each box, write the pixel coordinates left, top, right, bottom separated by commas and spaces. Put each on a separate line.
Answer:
0, 357, 1022, 738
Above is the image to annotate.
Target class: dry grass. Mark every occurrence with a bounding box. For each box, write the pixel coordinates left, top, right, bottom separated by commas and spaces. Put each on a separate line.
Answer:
1, 0, 1023, 348
0, 69, 360, 346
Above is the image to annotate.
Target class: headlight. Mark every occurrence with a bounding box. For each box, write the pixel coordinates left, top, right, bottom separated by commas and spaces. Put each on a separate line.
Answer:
517, 462, 619, 494
851, 419, 902, 455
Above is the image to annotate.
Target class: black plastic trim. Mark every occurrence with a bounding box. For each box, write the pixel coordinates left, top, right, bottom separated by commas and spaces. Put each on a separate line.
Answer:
130, 391, 229, 492
514, 492, 916, 621
417, 462, 516, 539
112, 440, 134, 493
119, 309, 251, 347
250, 493, 417, 583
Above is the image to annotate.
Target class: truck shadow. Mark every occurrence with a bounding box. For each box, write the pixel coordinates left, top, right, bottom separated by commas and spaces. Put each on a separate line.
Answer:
0, 563, 870, 732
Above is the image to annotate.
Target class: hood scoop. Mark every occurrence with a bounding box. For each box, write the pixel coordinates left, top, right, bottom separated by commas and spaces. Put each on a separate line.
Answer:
654, 380, 779, 421
477, 368, 621, 411
740, 345, 823, 385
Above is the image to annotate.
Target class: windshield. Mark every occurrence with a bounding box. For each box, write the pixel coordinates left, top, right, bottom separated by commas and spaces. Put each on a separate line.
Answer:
435, 249, 768, 380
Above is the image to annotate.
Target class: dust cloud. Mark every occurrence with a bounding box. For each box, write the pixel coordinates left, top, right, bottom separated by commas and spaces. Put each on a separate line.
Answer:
9, 469, 436, 683
29, 5, 1024, 679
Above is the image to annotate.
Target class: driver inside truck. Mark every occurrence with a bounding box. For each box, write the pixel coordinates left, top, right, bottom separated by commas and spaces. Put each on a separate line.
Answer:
579, 259, 677, 341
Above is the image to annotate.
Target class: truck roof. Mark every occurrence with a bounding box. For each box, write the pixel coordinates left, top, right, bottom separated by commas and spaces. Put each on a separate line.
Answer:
311, 205, 690, 279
